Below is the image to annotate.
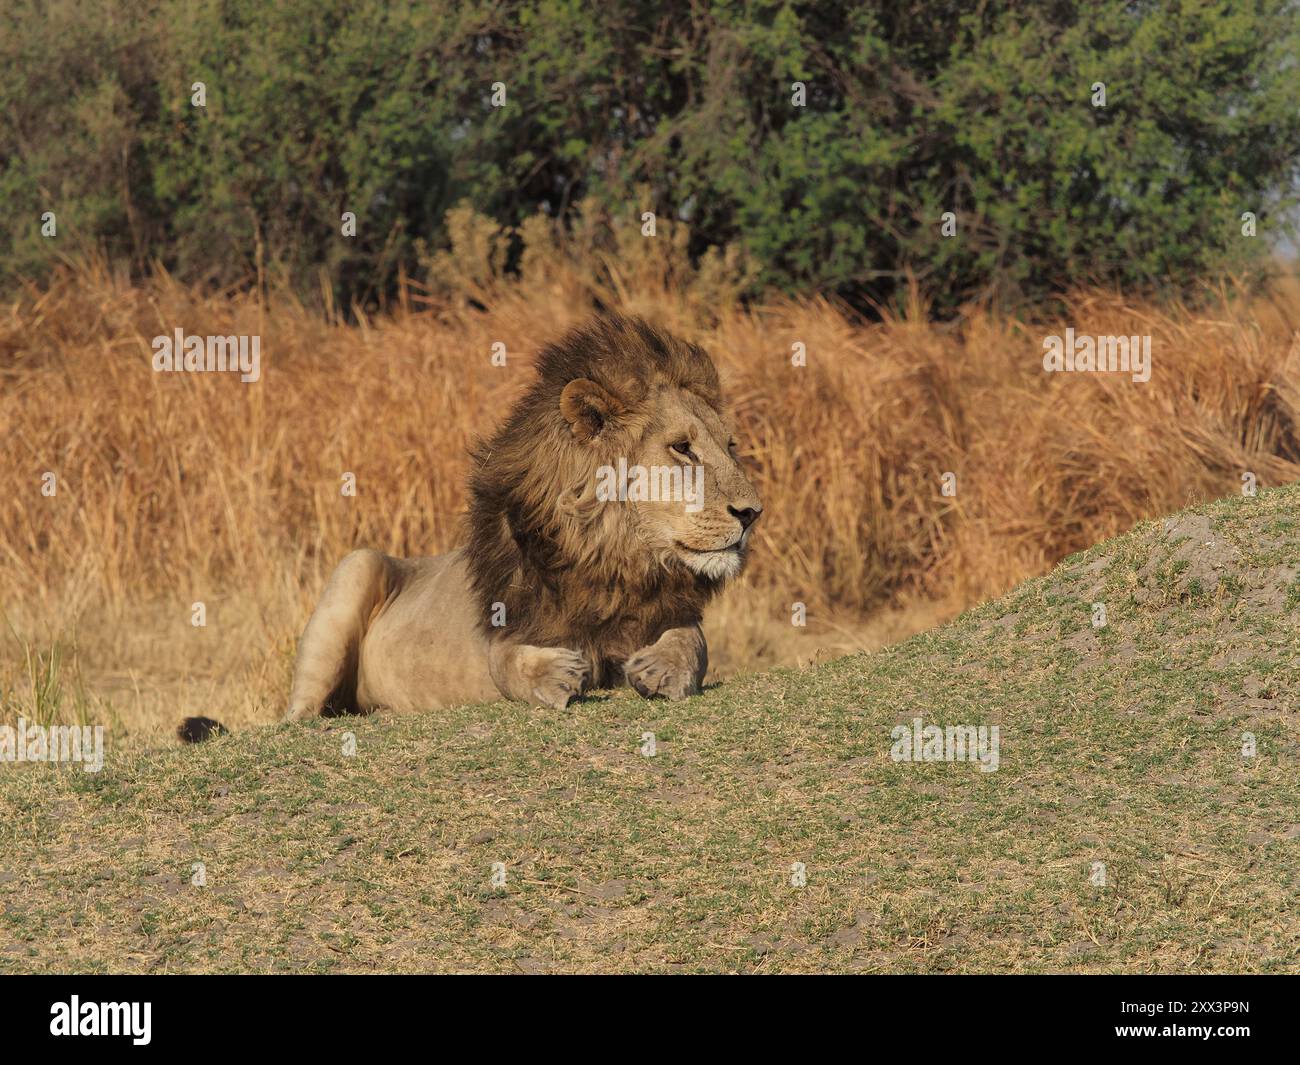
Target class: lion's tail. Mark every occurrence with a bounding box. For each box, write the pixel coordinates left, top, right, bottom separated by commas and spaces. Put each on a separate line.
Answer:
177, 716, 229, 744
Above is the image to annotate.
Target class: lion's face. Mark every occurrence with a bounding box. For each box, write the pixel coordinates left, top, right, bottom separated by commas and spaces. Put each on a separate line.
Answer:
562, 378, 763, 582
469, 315, 761, 650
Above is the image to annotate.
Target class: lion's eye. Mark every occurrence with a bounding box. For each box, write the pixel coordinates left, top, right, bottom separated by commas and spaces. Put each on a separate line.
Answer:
669, 440, 695, 461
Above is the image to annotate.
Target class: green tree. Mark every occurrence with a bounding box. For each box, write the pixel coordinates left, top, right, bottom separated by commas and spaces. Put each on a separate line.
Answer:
3, 0, 1297, 311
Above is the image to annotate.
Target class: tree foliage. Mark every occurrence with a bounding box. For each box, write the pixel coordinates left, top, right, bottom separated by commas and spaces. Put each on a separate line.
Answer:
3, 0, 1298, 310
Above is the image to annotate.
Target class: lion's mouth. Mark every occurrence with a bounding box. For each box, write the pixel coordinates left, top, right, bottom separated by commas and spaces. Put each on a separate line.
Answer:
674, 538, 746, 580
675, 540, 742, 556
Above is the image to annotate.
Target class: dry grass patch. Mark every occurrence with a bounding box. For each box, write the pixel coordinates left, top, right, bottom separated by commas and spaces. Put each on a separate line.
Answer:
2, 236, 1299, 742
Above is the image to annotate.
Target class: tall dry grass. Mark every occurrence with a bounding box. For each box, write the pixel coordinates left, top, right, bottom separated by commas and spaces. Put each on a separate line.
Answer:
3, 210, 1299, 740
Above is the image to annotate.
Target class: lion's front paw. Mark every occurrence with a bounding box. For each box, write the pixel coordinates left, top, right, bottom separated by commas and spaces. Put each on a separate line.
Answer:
522, 647, 590, 710
624, 647, 700, 701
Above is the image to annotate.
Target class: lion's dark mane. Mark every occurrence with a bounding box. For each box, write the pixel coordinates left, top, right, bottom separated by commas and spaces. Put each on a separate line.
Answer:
464, 315, 725, 680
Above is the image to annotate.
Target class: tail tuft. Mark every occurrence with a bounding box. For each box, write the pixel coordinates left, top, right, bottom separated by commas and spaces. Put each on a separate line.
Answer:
177, 716, 228, 744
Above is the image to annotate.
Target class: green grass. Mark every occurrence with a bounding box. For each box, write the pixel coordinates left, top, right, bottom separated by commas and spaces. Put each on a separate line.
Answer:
0, 626, 103, 730
1, 487, 1298, 973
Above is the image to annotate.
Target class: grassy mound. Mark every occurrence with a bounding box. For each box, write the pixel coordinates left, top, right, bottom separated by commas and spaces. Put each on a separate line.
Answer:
2, 487, 1297, 973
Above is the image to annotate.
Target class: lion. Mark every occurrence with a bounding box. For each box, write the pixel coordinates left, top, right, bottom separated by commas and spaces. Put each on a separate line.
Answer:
178, 314, 761, 740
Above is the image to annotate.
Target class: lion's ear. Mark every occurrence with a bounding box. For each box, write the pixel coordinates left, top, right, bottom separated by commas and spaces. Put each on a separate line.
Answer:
559, 378, 624, 441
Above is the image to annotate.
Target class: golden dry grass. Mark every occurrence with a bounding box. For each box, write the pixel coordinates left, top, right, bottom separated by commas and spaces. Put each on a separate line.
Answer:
2, 214, 1298, 744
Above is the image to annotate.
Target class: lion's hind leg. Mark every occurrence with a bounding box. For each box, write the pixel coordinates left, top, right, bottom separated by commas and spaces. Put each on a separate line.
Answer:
284, 549, 391, 723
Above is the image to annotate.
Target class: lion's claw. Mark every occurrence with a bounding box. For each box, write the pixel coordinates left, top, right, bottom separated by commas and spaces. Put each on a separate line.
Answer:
526, 647, 590, 710
624, 648, 699, 701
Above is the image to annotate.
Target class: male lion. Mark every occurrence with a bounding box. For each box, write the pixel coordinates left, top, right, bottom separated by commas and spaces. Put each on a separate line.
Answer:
180, 315, 761, 739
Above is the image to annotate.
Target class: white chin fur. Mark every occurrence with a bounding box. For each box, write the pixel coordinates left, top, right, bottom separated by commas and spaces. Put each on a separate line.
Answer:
679, 547, 743, 580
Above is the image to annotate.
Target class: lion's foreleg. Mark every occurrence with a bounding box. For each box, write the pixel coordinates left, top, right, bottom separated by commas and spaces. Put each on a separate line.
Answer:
623, 624, 707, 701
284, 549, 390, 722
488, 640, 590, 711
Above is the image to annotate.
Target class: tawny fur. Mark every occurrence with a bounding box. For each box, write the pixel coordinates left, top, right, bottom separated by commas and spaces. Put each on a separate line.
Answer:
180, 314, 762, 739
466, 314, 737, 684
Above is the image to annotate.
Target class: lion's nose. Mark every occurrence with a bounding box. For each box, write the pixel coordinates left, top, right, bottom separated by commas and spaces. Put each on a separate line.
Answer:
728, 505, 761, 530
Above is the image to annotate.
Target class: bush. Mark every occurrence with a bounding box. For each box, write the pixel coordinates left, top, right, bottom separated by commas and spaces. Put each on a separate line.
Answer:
3, 0, 1298, 311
